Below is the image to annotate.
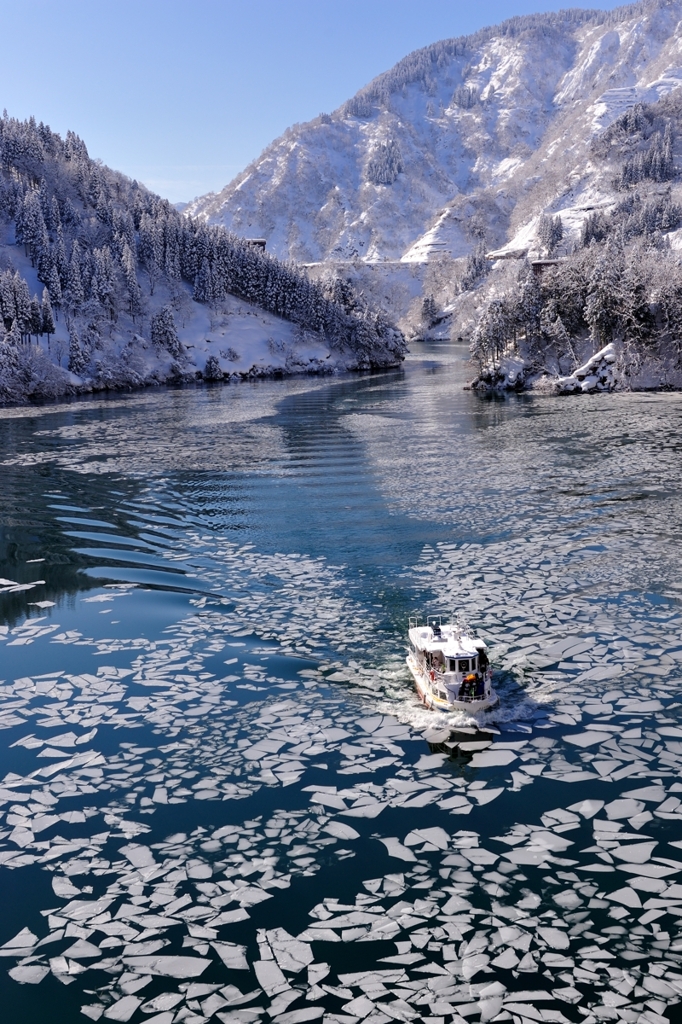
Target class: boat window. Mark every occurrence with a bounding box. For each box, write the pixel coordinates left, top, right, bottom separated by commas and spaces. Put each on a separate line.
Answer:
448, 659, 457, 672
458, 659, 470, 672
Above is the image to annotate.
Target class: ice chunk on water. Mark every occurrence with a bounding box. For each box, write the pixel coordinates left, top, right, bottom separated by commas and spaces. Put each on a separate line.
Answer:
62, 898, 114, 921
308, 963, 329, 985
565, 732, 607, 748
607, 887, 642, 908
321, 822, 359, 841
553, 890, 582, 910
103, 996, 142, 1021
462, 953, 490, 980
404, 827, 450, 850
438, 794, 473, 811
121, 956, 211, 978
611, 841, 657, 864
552, 987, 582, 1005
470, 788, 504, 806
140, 992, 184, 1012
119, 844, 155, 868
341, 801, 384, 819
358, 717, 384, 734
537, 927, 570, 950
254, 958, 289, 996
81, 1006, 104, 1020
62, 939, 102, 959
8, 964, 49, 984
212, 943, 249, 970
273, 1009, 324, 1024
267, 928, 313, 973
375, 838, 417, 862
622, 786, 666, 802
423, 727, 451, 744
605, 799, 645, 820
414, 753, 449, 770
0, 927, 38, 951
568, 799, 604, 819
469, 749, 517, 768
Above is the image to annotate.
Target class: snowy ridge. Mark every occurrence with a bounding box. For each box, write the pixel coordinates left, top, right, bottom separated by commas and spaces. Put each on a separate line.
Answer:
186, 0, 682, 272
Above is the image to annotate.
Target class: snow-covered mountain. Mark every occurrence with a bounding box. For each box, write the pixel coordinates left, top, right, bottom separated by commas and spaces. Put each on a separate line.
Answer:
186, 0, 682, 270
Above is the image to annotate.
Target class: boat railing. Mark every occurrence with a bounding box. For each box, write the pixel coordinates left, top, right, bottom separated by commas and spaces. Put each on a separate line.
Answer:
430, 667, 489, 702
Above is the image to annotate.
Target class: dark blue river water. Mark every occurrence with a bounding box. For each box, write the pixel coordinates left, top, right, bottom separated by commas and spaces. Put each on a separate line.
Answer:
1, 343, 682, 1024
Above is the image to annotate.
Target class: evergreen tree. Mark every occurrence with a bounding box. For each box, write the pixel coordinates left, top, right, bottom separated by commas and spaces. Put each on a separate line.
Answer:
538, 214, 563, 255
470, 299, 513, 370
204, 354, 223, 380
366, 139, 403, 185
461, 241, 490, 291
46, 260, 62, 308
67, 241, 84, 308
29, 295, 42, 340
585, 242, 624, 346
5, 318, 21, 346
150, 305, 181, 357
193, 257, 213, 303
518, 264, 543, 347
41, 288, 55, 341
421, 295, 438, 327
68, 327, 89, 375
138, 213, 161, 295
121, 242, 142, 320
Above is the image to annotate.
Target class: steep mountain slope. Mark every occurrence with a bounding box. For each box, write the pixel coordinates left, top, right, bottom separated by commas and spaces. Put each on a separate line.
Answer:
186, 0, 682, 270
0, 116, 405, 405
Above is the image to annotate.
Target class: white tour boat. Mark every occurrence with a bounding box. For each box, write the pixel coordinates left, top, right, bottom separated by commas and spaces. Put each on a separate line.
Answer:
407, 615, 498, 713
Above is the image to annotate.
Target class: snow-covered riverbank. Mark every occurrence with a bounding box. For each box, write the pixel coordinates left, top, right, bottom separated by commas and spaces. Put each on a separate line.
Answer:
468, 342, 682, 395
0, 284, 403, 407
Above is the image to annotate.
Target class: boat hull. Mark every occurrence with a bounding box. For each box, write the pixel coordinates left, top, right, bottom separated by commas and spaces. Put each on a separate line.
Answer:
407, 654, 498, 713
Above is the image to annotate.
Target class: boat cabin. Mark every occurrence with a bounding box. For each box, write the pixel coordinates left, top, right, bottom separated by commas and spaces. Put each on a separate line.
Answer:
408, 616, 491, 704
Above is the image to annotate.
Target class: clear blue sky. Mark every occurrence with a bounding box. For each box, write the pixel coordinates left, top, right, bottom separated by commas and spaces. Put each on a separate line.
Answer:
2, 0, 623, 204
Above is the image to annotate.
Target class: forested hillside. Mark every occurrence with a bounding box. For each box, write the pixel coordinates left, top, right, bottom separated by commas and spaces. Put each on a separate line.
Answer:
0, 114, 405, 404
470, 90, 682, 392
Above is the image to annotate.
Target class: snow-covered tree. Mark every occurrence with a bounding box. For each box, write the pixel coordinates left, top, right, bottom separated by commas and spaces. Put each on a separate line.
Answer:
204, 354, 223, 380
29, 295, 42, 340
366, 139, 403, 185
41, 288, 55, 341
585, 241, 624, 346
470, 299, 513, 370
68, 327, 88, 375
421, 294, 438, 327
4, 318, 21, 346
150, 305, 181, 357
67, 241, 84, 308
461, 242, 490, 292
538, 214, 563, 255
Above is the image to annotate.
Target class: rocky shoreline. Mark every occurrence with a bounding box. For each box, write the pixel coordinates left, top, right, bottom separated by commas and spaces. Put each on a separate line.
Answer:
467, 343, 682, 394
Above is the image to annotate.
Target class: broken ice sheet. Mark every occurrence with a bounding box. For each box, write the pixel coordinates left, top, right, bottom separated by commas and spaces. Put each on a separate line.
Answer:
9, 964, 49, 984
374, 837, 416, 862
1, 508, 682, 1023
121, 955, 212, 978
